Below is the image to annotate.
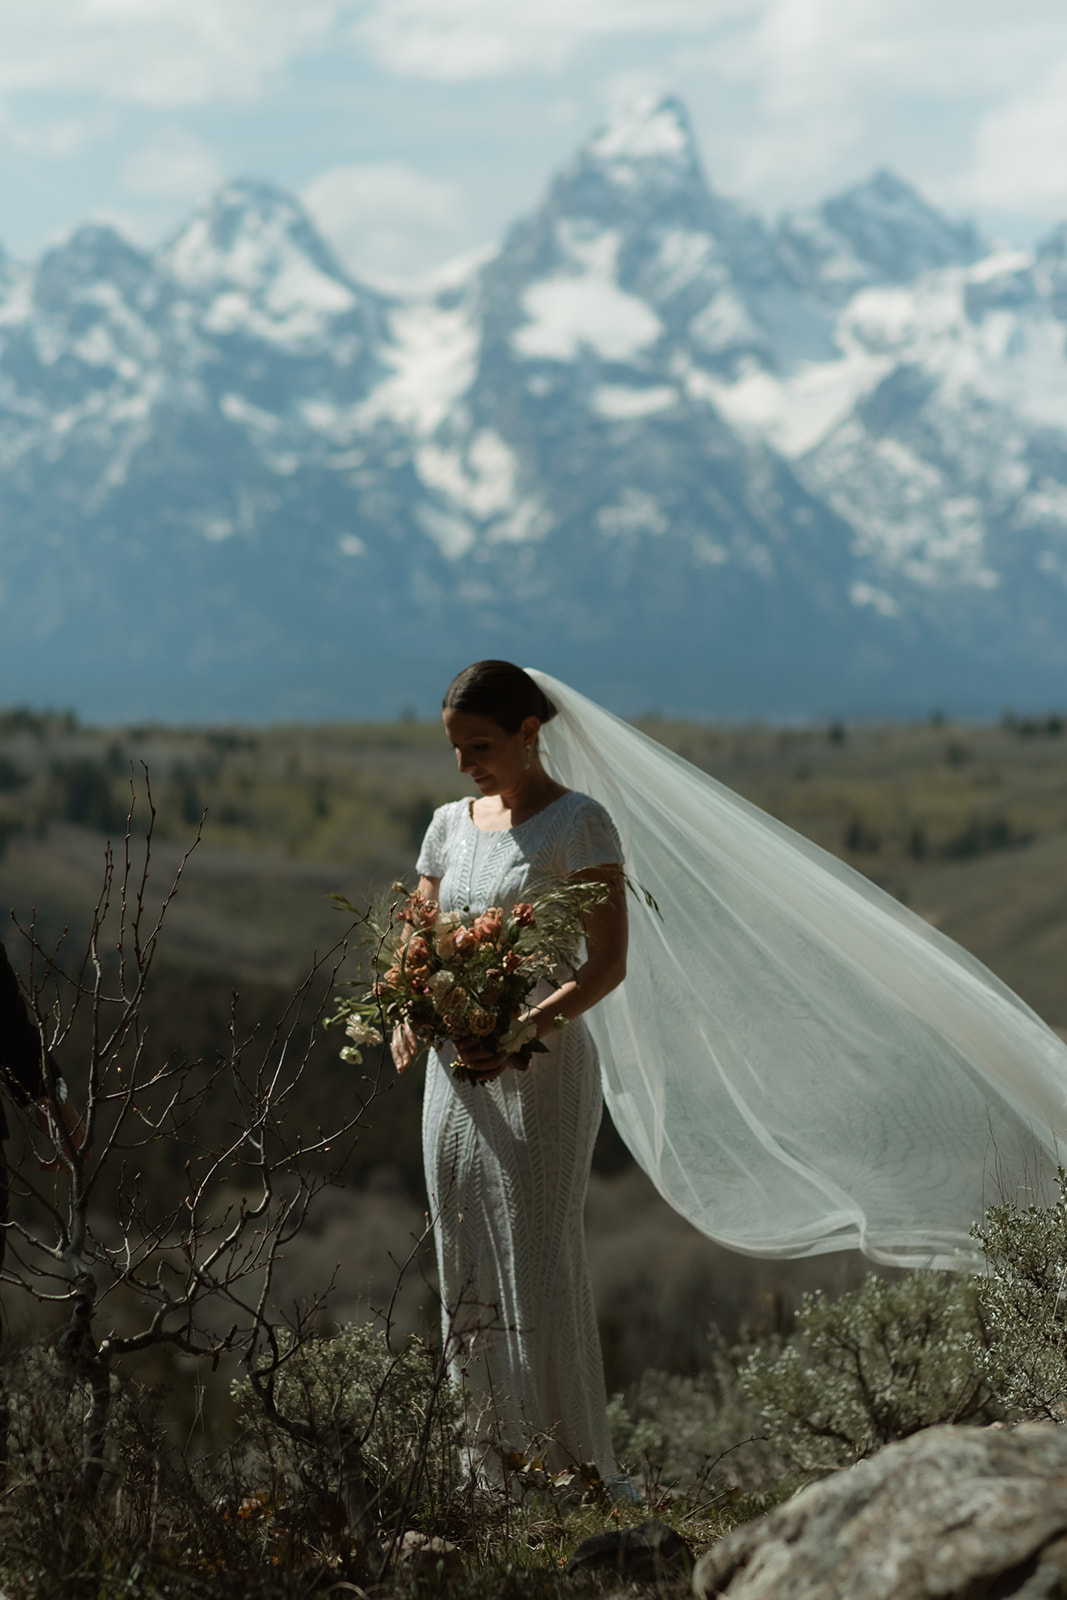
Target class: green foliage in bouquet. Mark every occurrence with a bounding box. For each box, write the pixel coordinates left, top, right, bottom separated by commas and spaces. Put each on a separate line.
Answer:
327, 878, 608, 1081
741, 1270, 995, 1472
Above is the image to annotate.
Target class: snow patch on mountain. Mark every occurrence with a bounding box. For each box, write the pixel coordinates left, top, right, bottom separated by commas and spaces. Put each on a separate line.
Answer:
219, 392, 282, 433
809, 418, 1004, 589
411, 421, 555, 553
363, 297, 478, 433
195, 276, 351, 345
163, 181, 359, 349
513, 227, 663, 362
587, 94, 691, 167
1024, 483, 1067, 527
416, 501, 475, 559
488, 497, 553, 544
0, 263, 33, 329
850, 581, 900, 617
956, 314, 1067, 431
687, 289, 767, 363
417, 428, 518, 520
594, 383, 678, 419
694, 347, 891, 457
597, 489, 669, 539
650, 228, 716, 297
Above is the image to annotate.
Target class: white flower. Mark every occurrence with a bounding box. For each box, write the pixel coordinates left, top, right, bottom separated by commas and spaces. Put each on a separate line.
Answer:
499, 1018, 538, 1055
345, 1016, 383, 1048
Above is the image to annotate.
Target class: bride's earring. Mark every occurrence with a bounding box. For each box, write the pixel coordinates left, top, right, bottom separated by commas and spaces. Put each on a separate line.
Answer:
523, 744, 532, 771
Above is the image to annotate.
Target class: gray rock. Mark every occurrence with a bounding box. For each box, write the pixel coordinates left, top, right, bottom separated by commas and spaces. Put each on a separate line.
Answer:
394, 1530, 463, 1581
567, 1517, 694, 1581
693, 1425, 1067, 1600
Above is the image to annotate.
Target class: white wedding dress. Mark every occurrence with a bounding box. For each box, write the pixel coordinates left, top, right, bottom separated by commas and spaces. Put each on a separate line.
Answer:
417, 791, 622, 1474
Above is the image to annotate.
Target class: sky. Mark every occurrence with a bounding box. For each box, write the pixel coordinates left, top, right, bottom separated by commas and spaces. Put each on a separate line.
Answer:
2, 0, 1067, 289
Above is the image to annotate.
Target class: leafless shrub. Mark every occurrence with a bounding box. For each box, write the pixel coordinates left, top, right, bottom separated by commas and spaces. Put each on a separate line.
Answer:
1, 773, 375, 1507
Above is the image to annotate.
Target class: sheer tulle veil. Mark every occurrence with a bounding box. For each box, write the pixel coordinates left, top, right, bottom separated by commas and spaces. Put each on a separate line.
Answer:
527, 668, 1067, 1270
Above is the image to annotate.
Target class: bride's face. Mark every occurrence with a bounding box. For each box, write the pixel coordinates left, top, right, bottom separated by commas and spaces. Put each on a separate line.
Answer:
443, 707, 534, 796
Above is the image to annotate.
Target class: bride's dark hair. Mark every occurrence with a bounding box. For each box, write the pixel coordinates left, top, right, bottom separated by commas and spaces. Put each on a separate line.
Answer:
443, 661, 557, 734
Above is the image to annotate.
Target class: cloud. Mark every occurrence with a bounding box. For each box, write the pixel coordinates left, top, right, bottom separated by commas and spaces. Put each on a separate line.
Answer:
346, 0, 1067, 227
962, 60, 1067, 217
668, 0, 1067, 213
120, 129, 223, 200
352, 0, 750, 82
719, 0, 1067, 107
0, 104, 109, 159
302, 162, 472, 285
3, 0, 1067, 273
0, 0, 348, 108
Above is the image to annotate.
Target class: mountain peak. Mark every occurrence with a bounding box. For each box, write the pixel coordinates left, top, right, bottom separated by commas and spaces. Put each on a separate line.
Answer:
586, 94, 696, 168
486, 90, 778, 365
161, 178, 356, 302
535, 92, 721, 237
35, 223, 154, 312
822, 169, 985, 281
778, 169, 986, 304
574, 94, 707, 201
1034, 221, 1067, 321
158, 179, 366, 341
1037, 219, 1067, 264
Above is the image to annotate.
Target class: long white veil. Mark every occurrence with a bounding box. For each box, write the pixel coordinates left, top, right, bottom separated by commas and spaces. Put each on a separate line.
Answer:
529, 669, 1067, 1270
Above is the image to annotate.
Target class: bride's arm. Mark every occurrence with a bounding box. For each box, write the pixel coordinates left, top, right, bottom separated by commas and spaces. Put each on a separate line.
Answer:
459, 864, 628, 1082
520, 864, 628, 1040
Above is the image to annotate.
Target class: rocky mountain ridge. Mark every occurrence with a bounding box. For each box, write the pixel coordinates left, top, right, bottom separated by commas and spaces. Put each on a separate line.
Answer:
1, 94, 1064, 721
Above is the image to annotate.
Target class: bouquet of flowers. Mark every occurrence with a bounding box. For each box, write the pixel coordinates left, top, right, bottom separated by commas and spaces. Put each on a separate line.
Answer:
327, 878, 608, 1083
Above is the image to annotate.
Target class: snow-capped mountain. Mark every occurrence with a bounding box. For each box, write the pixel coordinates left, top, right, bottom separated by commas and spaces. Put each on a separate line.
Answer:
1, 96, 1065, 721
777, 169, 986, 306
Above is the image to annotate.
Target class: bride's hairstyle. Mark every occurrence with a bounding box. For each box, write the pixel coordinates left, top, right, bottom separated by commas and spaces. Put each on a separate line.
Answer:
444, 661, 557, 733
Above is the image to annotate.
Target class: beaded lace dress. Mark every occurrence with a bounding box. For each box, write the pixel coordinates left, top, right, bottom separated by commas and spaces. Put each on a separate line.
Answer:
416, 790, 622, 1474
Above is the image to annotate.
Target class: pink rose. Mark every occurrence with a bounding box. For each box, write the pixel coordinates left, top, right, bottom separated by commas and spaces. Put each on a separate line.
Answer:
405, 935, 432, 973
472, 908, 503, 944
401, 894, 439, 929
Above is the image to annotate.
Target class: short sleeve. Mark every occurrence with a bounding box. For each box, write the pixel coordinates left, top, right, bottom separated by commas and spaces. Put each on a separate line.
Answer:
562, 797, 623, 876
416, 804, 453, 879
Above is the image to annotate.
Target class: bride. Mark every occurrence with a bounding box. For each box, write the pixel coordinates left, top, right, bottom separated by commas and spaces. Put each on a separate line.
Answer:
394, 660, 1067, 1476
394, 661, 627, 1475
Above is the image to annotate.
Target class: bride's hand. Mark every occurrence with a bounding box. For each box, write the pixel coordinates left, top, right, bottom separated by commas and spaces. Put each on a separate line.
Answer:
498, 1014, 538, 1057
391, 1020, 418, 1074
459, 1013, 539, 1083
456, 1039, 512, 1082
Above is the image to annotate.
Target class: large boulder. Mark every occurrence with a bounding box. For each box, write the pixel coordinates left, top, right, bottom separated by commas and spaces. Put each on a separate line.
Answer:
693, 1425, 1067, 1600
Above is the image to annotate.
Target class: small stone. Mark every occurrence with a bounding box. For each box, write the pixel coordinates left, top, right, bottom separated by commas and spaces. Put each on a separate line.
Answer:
566, 1517, 694, 1581
395, 1530, 463, 1580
